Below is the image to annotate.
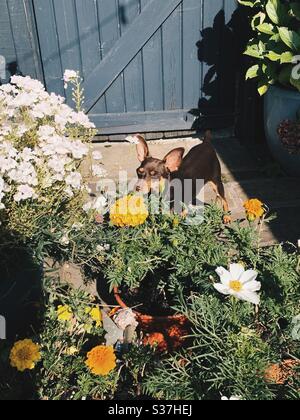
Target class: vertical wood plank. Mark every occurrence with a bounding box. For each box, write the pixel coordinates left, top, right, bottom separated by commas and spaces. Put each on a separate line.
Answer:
0, 0, 42, 83
96, 0, 125, 113
75, 0, 106, 113
33, 0, 65, 95
182, 0, 201, 109
52, 0, 82, 103
140, 0, 149, 9
119, 0, 144, 112
0, 0, 17, 82
6, 1, 34, 78
140, 0, 162, 111
224, 0, 237, 22
162, 3, 182, 110
142, 30, 164, 111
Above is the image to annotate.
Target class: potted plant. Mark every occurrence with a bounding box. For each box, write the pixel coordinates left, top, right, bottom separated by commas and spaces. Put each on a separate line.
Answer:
239, 0, 300, 176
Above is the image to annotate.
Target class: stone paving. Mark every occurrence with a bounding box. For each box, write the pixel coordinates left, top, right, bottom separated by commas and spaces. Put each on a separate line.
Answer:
90, 135, 299, 246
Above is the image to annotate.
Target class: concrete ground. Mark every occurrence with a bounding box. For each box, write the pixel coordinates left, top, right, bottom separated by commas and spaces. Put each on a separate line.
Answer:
90, 135, 299, 246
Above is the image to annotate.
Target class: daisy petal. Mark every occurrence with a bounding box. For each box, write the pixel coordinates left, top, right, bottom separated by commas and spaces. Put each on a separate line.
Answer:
229, 264, 245, 280
237, 291, 260, 305
244, 280, 261, 292
240, 269, 258, 284
215, 267, 231, 286
214, 283, 230, 296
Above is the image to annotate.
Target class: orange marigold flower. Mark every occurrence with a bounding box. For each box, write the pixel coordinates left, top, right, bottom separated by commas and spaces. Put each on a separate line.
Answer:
243, 198, 265, 221
110, 195, 148, 227
86, 345, 116, 376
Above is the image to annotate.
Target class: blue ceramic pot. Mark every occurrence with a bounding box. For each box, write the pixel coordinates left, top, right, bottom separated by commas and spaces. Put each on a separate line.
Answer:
264, 85, 300, 176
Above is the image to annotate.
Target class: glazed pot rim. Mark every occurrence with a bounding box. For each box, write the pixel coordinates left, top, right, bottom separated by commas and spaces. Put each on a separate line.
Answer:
269, 84, 300, 100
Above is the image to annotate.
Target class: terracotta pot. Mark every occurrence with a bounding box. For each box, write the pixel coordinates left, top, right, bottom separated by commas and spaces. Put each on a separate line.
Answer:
113, 286, 190, 352
265, 359, 299, 385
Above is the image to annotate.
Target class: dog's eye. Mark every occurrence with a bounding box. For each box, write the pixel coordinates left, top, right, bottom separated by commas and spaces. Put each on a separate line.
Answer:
138, 169, 146, 178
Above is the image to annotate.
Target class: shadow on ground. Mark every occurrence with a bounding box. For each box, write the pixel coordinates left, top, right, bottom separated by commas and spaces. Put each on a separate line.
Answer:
187, 4, 298, 245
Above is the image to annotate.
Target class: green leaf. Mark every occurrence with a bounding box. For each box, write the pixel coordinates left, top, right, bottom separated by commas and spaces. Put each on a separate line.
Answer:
280, 51, 294, 64
258, 82, 269, 96
244, 44, 262, 59
266, 51, 281, 61
238, 0, 257, 7
252, 12, 266, 31
278, 27, 300, 51
266, 0, 280, 24
256, 23, 275, 35
246, 65, 259, 80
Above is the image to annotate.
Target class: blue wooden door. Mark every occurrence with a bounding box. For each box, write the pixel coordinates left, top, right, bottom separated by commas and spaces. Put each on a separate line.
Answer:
32, 0, 237, 134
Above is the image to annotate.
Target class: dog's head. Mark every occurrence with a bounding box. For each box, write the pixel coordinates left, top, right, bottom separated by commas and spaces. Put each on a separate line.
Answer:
129, 135, 185, 194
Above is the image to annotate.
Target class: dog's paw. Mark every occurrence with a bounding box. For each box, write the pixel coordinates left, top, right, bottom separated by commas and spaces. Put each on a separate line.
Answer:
223, 215, 232, 224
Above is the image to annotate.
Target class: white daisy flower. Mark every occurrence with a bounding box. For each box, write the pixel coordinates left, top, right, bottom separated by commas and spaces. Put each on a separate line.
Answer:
214, 263, 261, 305
63, 69, 78, 83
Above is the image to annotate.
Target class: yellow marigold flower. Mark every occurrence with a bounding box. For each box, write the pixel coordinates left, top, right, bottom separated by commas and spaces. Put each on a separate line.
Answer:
173, 216, 180, 227
10, 339, 41, 372
57, 305, 73, 322
243, 199, 265, 221
110, 195, 148, 227
86, 345, 116, 376
85, 307, 102, 327
64, 346, 79, 356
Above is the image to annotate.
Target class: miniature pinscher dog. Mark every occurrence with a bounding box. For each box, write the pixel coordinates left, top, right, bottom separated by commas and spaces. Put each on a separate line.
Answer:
130, 132, 231, 223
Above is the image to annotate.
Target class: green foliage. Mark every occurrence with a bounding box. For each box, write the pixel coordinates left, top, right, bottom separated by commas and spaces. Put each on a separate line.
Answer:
102, 205, 230, 292
239, 0, 300, 94
144, 282, 300, 400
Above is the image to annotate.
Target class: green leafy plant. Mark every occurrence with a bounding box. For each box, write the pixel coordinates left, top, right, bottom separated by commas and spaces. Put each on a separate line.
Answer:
143, 247, 300, 401
239, 0, 300, 94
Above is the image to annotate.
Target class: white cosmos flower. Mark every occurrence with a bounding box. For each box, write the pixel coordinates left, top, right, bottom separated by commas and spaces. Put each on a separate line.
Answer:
63, 70, 78, 83
221, 396, 242, 401
214, 264, 261, 305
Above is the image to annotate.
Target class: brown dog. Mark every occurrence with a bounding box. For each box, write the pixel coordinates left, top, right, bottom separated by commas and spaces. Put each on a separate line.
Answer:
132, 132, 231, 223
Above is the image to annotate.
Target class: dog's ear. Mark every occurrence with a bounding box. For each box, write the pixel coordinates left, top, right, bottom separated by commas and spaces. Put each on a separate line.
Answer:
135, 134, 150, 162
163, 148, 185, 172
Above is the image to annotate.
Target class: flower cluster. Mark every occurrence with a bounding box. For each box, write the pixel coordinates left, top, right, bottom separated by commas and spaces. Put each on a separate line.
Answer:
0, 73, 108, 239
85, 345, 117, 376
110, 195, 149, 227
10, 339, 41, 372
214, 263, 261, 305
0, 75, 96, 212
243, 199, 265, 222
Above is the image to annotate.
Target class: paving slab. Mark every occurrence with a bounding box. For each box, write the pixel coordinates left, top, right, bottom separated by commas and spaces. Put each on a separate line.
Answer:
89, 137, 299, 246
91, 136, 260, 181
